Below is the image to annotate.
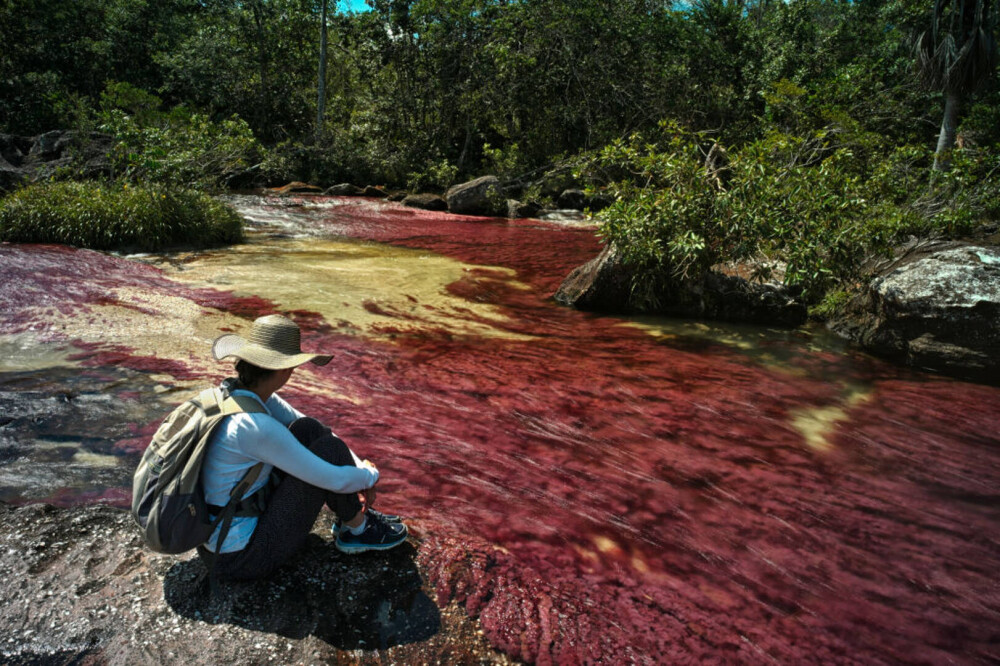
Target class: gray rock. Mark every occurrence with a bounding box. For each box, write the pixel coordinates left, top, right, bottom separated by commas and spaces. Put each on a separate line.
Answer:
538, 209, 586, 222
555, 245, 807, 327
387, 190, 407, 202
401, 193, 447, 211
0, 131, 112, 189
0, 133, 32, 166
506, 199, 542, 219
445, 176, 505, 217
323, 183, 363, 196
829, 244, 1000, 382
28, 130, 66, 160
0, 153, 27, 192
554, 246, 632, 311
0, 503, 502, 664
557, 189, 587, 210
362, 185, 388, 198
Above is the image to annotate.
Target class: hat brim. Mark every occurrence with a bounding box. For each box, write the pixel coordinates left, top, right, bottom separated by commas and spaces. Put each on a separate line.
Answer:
212, 334, 332, 370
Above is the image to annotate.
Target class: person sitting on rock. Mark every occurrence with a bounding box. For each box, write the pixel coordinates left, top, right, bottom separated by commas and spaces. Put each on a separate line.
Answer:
198, 313, 407, 580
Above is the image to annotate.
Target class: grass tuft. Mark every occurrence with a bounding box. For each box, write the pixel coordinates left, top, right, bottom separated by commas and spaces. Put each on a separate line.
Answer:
0, 181, 243, 251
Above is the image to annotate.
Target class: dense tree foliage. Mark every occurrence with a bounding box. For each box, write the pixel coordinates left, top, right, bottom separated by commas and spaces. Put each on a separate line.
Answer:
6, 0, 995, 179
1, 0, 997, 303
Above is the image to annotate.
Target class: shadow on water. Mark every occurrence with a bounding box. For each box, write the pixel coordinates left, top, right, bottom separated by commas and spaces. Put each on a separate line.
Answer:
163, 536, 440, 651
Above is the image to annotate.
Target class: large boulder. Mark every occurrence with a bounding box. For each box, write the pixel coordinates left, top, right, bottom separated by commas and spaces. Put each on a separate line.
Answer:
402, 193, 447, 211
555, 245, 807, 326
445, 176, 506, 217
829, 243, 1000, 382
362, 185, 388, 198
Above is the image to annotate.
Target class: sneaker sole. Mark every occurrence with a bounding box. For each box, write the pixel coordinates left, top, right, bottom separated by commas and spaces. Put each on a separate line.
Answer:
331, 515, 403, 537
335, 535, 408, 554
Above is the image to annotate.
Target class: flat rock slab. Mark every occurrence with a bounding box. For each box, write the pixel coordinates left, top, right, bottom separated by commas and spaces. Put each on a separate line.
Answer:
874, 246, 999, 311
0, 503, 507, 665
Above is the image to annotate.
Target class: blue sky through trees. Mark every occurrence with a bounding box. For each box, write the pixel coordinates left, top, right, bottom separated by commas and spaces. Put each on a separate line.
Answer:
337, 0, 370, 12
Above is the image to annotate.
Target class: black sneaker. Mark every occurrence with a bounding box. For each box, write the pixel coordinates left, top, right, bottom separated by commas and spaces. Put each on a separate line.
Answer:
331, 508, 403, 536
335, 510, 408, 554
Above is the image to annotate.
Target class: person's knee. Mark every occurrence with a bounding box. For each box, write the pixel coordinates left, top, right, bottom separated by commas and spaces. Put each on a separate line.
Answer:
288, 417, 354, 466
288, 417, 328, 444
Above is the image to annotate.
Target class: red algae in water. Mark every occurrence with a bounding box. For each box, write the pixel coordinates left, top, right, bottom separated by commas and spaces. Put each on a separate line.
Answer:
4, 205, 1000, 664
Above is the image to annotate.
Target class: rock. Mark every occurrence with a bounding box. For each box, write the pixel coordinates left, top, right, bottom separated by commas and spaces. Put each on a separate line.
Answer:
401, 193, 447, 211
0, 502, 504, 664
538, 209, 586, 222
28, 130, 67, 160
829, 244, 1000, 383
557, 188, 587, 210
554, 246, 633, 311
269, 182, 323, 194
445, 176, 506, 217
323, 183, 363, 196
0, 154, 27, 192
555, 245, 807, 326
362, 186, 388, 198
0, 133, 32, 166
506, 199, 541, 219
386, 191, 408, 202
0, 131, 112, 190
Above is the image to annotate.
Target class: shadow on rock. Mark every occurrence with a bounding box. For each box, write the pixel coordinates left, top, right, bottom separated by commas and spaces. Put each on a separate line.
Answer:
163, 535, 440, 651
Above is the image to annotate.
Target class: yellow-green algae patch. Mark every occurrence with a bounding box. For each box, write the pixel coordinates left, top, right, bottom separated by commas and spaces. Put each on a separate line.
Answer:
157, 237, 535, 342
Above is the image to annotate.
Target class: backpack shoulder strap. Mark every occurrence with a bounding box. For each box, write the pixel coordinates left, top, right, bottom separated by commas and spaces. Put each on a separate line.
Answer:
221, 394, 268, 416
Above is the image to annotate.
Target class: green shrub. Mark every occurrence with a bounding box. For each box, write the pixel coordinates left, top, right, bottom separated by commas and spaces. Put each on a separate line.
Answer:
591, 121, 993, 307
96, 83, 264, 190
0, 181, 242, 251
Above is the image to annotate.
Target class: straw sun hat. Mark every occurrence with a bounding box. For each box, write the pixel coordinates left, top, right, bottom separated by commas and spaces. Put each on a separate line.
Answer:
212, 314, 332, 370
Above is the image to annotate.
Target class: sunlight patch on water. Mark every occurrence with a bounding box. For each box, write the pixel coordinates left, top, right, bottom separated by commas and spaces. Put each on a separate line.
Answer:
71, 450, 122, 467
0, 333, 74, 373
787, 387, 871, 452
157, 237, 535, 342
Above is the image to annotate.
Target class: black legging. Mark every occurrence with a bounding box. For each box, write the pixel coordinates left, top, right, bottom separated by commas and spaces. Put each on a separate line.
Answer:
197, 417, 364, 581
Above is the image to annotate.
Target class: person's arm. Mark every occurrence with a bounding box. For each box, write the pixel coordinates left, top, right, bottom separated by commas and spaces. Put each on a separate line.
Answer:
267, 392, 366, 467
236, 415, 378, 493
265, 392, 306, 426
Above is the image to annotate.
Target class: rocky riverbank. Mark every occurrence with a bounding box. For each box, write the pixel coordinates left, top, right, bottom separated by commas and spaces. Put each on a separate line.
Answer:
0, 503, 508, 665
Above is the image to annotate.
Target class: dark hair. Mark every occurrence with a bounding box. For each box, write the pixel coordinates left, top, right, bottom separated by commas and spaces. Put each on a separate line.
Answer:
235, 359, 276, 388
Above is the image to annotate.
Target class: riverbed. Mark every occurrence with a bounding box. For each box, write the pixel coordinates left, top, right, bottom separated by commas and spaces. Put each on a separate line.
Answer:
1, 195, 998, 663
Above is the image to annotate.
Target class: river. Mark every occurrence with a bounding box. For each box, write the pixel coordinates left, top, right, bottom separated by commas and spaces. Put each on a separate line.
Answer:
1, 195, 998, 663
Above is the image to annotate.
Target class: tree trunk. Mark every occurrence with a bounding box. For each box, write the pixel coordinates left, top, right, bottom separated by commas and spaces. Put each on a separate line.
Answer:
316, 0, 328, 144
933, 90, 960, 172
251, 2, 271, 139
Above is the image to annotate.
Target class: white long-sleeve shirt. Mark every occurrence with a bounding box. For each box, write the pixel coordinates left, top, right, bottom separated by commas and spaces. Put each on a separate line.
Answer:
201, 388, 378, 553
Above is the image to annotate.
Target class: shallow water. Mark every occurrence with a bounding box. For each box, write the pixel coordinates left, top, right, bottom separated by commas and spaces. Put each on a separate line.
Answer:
1, 195, 999, 663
